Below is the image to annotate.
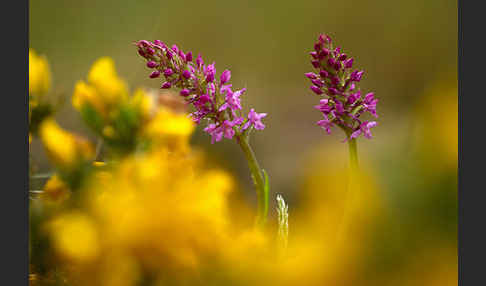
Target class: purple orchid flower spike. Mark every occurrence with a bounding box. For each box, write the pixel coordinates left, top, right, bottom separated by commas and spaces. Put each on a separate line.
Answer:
305, 33, 378, 141
135, 39, 270, 226
135, 40, 267, 143
305, 34, 378, 240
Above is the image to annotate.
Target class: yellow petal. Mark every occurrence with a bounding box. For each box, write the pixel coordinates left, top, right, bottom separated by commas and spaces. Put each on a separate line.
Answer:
29, 49, 51, 96
87, 57, 128, 104
39, 118, 94, 168
49, 212, 100, 262
72, 80, 105, 115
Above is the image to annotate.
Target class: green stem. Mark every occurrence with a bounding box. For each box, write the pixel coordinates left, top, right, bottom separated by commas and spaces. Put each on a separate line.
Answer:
336, 131, 360, 243
236, 134, 268, 226
347, 136, 359, 172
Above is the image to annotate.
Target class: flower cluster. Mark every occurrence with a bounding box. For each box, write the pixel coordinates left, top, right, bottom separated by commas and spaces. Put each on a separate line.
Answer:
306, 34, 378, 140
40, 123, 271, 285
135, 40, 267, 143
72, 57, 160, 155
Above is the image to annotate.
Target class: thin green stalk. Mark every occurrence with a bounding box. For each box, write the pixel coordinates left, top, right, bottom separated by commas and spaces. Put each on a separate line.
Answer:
336, 132, 360, 243
347, 136, 359, 172
236, 134, 268, 227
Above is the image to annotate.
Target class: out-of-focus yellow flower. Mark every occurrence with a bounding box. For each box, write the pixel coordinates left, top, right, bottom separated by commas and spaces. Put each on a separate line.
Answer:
43, 146, 246, 285
87, 57, 128, 104
72, 80, 105, 115
29, 49, 51, 96
39, 118, 94, 168
29, 49, 54, 135
147, 108, 195, 137
42, 174, 70, 203
143, 107, 195, 153
39, 119, 77, 167
72, 59, 160, 156
48, 212, 100, 262
130, 88, 154, 121
89, 150, 234, 266
72, 57, 128, 120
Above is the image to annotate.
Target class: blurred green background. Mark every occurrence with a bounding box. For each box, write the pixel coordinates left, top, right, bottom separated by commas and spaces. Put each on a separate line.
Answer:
30, 0, 457, 284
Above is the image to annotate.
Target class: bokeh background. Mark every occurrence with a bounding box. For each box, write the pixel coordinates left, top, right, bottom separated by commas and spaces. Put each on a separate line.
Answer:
30, 0, 457, 285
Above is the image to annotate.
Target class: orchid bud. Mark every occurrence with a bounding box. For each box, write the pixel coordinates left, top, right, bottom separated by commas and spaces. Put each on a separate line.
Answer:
149, 70, 160, 78
161, 82, 171, 89
146, 61, 157, 68
305, 72, 318, 79
180, 89, 190, 97
186, 51, 193, 62
182, 70, 191, 79
164, 68, 174, 77
310, 85, 323, 95
220, 70, 231, 85
344, 58, 354, 68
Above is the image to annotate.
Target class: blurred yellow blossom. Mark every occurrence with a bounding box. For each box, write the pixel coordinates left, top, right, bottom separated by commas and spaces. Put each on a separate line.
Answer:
29, 49, 55, 135
48, 212, 100, 263
72, 80, 105, 115
39, 118, 94, 168
87, 57, 128, 104
143, 107, 195, 153
42, 145, 248, 285
72, 59, 162, 155
29, 49, 51, 96
72, 57, 128, 119
130, 88, 155, 121
146, 108, 195, 137
72, 57, 198, 156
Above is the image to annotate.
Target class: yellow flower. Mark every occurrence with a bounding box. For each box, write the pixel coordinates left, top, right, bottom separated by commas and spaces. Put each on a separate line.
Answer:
29, 49, 51, 96
48, 212, 100, 262
83, 149, 236, 272
149, 108, 195, 137
39, 118, 94, 168
143, 107, 195, 153
87, 57, 128, 105
130, 88, 154, 122
72, 80, 105, 115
